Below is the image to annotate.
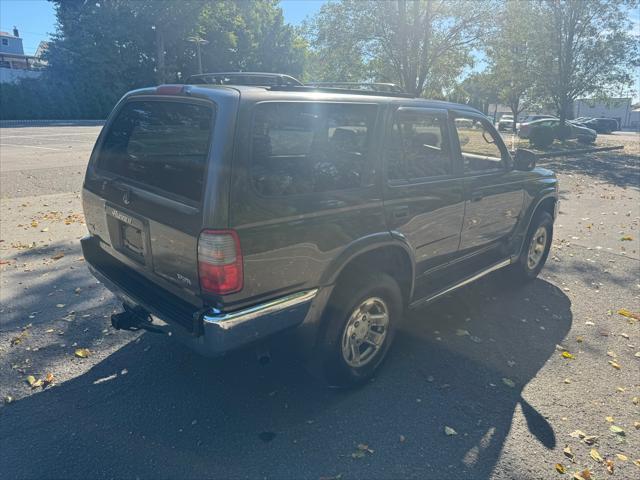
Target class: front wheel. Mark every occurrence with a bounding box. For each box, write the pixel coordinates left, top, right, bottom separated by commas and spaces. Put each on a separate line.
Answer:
319, 273, 402, 387
508, 211, 553, 282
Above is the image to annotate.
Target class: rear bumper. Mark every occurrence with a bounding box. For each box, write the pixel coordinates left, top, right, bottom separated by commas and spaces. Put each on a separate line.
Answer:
82, 236, 318, 356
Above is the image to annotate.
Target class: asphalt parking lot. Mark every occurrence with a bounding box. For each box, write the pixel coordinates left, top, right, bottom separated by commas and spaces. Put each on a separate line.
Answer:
1, 125, 639, 479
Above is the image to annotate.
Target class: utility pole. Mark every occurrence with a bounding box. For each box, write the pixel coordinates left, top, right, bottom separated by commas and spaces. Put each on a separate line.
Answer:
187, 36, 209, 74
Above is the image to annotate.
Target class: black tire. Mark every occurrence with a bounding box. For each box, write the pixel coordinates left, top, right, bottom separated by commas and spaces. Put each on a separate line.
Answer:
508, 211, 553, 282
319, 272, 402, 387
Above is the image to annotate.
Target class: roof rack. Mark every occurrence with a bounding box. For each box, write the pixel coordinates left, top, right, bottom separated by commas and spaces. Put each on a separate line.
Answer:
187, 72, 303, 87
268, 85, 415, 98
305, 81, 406, 94
185, 72, 414, 98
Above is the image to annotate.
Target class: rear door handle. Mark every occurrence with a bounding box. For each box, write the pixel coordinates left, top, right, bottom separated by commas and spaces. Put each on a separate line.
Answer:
393, 206, 409, 219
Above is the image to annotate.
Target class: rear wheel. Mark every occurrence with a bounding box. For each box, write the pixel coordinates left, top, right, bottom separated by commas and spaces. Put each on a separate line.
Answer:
508, 211, 553, 282
319, 273, 402, 387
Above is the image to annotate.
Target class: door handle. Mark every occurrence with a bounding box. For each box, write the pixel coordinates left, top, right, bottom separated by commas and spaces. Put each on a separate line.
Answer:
393, 206, 409, 219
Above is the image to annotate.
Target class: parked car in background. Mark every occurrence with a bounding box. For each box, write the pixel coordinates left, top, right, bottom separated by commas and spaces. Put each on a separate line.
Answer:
516, 115, 557, 129
518, 118, 597, 143
497, 114, 514, 131
81, 73, 559, 386
580, 118, 618, 134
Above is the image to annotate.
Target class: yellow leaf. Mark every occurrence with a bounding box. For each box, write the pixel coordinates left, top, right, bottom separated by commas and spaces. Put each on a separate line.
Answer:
621, 235, 633, 241
562, 351, 575, 359
30, 220, 38, 227
564, 445, 576, 463
74, 348, 90, 358
43, 372, 54, 386
605, 459, 614, 474
617, 308, 640, 320
444, 426, 457, 436
615, 454, 627, 461
26, 375, 37, 386
605, 416, 614, 423
633, 396, 640, 405
633, 459, 640, 467
555, 463, 567, 474
608, 360, 621, 370
609, 425, 625, 435
590, 448, 603, 463
634, 421, 640, 430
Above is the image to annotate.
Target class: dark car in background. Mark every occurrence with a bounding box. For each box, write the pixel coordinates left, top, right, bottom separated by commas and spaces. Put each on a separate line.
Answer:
579, 118, 618, 134
81, 73, 558, 386
518, 118, 597, 143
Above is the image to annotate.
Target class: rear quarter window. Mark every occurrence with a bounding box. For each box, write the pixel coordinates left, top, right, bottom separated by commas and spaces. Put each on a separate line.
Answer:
97, 100, 214, 203
250, 102, 377, 196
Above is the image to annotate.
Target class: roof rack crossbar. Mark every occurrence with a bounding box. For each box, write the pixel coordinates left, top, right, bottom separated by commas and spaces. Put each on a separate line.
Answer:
186, 72, 303, 87
268, 85, 415, 98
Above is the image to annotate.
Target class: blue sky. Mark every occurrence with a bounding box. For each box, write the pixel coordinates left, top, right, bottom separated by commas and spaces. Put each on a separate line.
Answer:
0, 0, 326, 55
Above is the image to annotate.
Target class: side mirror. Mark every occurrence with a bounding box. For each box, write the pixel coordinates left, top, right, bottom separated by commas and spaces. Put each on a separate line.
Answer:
514, 148, 538, 171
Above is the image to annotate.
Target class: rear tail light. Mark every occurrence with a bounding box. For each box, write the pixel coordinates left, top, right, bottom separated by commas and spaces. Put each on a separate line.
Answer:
197, 230, 243, 295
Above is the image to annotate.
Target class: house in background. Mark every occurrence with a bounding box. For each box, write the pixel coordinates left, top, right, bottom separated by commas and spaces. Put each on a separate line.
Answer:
0, 27, 45, 83
573, 97, 633, 129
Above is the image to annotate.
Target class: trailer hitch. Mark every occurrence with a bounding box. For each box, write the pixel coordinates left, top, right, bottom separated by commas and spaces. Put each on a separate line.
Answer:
111, 305, 165, 334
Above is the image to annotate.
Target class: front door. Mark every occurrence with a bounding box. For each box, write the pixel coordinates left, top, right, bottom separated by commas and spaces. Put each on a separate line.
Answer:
452, 112, 524, 255
383, 107, 465, 276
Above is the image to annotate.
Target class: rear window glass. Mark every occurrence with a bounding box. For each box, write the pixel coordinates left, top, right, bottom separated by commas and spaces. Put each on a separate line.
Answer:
97, 100, 214, 203
251, 102, 377, 196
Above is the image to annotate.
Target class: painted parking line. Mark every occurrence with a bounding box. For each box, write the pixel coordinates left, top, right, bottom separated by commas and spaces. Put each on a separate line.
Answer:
0, 143, 66, 151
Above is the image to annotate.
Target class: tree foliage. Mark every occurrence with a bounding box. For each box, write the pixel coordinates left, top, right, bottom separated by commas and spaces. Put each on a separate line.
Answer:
534, 0, 639, 123
1, 0, 306, 119
306, 0, 495, 96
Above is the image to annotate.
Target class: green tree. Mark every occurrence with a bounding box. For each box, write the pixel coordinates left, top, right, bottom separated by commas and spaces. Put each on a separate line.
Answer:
306, 0, 496, 96
535, 0, 639, 125
486, 0, 540, 131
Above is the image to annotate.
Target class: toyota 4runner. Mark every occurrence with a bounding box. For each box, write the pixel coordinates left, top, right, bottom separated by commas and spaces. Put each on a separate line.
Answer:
81, 73, 558, 386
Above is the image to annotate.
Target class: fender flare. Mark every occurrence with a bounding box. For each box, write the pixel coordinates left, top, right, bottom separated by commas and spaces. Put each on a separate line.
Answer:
514, 191, 558, 257
319, 231, 416, 299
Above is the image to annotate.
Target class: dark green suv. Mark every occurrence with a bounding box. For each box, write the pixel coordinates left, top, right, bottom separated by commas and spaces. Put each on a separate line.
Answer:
81, 76, 558, 386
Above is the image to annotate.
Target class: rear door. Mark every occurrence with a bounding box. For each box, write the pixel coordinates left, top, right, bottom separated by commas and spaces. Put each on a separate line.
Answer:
383, 107, 465, 275
453, 111, 525, 254
84, 97, 216, 300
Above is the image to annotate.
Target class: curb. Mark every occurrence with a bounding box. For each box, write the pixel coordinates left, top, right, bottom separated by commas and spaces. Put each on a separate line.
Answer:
0, 119, 105, 127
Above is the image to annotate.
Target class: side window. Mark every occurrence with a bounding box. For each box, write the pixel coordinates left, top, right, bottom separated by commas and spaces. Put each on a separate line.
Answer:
454, 116, 505, 174
387, 110, 451, 181
251, 102, 376, 196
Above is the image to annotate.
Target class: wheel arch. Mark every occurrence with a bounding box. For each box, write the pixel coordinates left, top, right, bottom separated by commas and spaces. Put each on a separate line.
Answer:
514, 192, 558, 257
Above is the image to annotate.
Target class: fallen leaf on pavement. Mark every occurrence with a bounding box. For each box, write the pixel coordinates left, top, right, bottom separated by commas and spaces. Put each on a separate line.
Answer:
590, 448, 603, 462
561, 351, 575, 359
555, 463, 566, 474
43, 372, 54, 387
605, 416, 614, 423
502, 378, 515, 388
569, 430, 587, 439
357, 444, 374, 454
633, 459, 640, 467
609, 425, 625, 435
444, 426, 457, 436
608, 360, 621, 369
51, 252, 64, 260
633, 396, 639, 405
634, 421, 640, 430
4, 395, 14, 404
26, 375, 43, 389
564, 445, 576, 463
621, 235, 633, 241
55, 304, 65, 308
10, 330, 29, 346
615, 454, 627, 461
74, 348, 90, 358
399, 435, 405, 443
573, 469, 592, 480
617, 308, 640, 320
455, 329, 470, 336
583, 435, 598, 445
605, 459, 614, 474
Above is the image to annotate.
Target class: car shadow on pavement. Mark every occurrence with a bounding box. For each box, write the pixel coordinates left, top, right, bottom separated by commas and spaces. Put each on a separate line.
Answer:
0, 275, 572, 480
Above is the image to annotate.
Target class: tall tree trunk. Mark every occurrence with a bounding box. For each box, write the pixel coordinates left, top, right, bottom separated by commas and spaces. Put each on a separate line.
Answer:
156, 27, 165, 83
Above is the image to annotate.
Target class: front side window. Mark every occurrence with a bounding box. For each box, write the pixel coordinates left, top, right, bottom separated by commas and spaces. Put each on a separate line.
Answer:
97, 100, 214, 203
386, 110, 451, 181
454, 116, 504, 174
251, 102, 376, 196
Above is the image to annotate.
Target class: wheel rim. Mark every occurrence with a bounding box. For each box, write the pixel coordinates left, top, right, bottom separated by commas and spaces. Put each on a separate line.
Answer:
527, 226, 548, 270
341, 297, 389, 368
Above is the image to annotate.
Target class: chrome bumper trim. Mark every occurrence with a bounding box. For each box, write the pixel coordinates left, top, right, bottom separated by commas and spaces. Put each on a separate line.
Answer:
203, 289, 319, 330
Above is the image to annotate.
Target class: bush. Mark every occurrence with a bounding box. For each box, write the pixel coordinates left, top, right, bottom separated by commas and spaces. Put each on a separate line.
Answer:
529, 125, 555, 148
554, 123, 572, 141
